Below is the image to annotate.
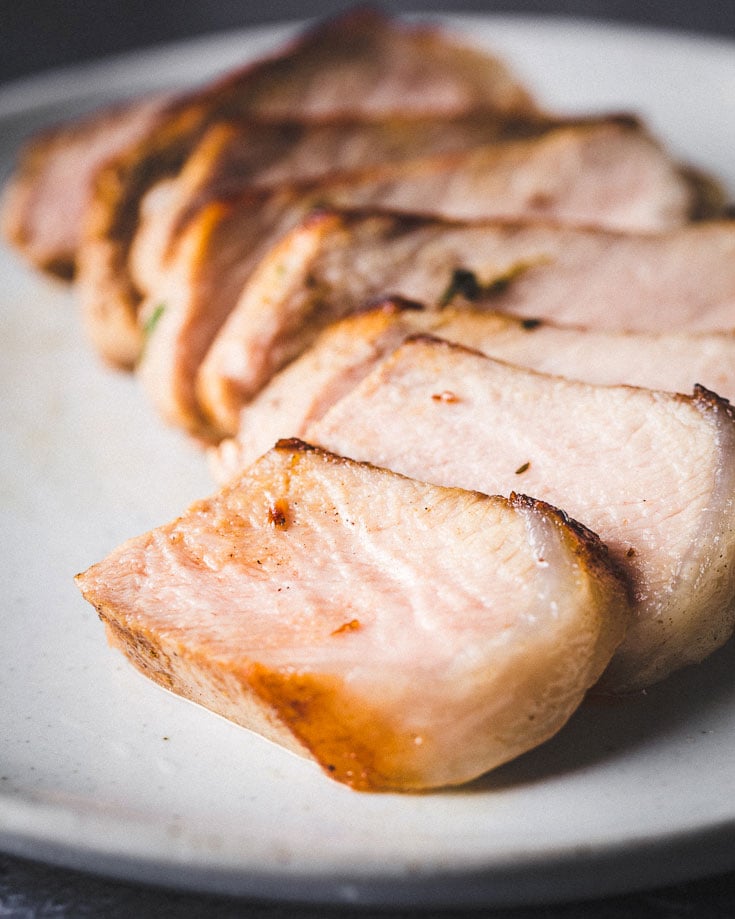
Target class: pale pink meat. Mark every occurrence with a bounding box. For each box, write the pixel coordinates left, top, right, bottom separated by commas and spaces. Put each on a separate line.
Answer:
140, 118, 699, 438
129, 113, 549, 300
197, 212, 735, 436
306, 338, 735, 692
212, 302, 735, 480
73, 7, 541, 368
76, 440, 629, 791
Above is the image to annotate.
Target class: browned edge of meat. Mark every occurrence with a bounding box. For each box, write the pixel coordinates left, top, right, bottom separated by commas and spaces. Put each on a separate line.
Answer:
161, 110, 558, 266
135, 185, 313, 437
133, 115, 715, 440
195, 201, 735, 440
684, 165, 731, 219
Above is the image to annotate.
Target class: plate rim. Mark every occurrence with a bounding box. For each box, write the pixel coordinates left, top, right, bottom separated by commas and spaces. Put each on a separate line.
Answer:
3, 801, 734, 906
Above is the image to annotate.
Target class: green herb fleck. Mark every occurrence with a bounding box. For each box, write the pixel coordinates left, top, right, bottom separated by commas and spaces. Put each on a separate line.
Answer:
515, 461, 531, 475
439, 268, 482, 307
143, 303, 166, 340
439, 259, 543, 308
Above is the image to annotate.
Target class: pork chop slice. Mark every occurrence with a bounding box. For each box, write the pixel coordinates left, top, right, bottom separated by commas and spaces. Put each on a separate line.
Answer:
0, 93, 169, 279
196, 211, 735, 436
140, 118, 702, 438
213, 301, 735, 480
74, 8, 540, 368
129, 112, 551, 300
306, 338, 735, 693
75, 439, 629, 791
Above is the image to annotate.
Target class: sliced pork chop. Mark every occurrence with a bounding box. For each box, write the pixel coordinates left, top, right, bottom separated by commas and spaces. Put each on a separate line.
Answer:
306, 338, 735, 693
0, 94, 169, 278
213, 301, 735, 479
129, 112, 551, 300
75, 8, 539, 368
293, 119, 699, 234
197, 211, 735, 435
140, 118, 702, 437
75, 439, 630, 791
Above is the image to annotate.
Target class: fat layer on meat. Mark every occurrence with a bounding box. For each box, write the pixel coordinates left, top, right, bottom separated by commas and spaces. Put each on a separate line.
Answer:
139, 119, 701, 438
75, 439, 629, 791
74, 8, 540, 368
306, 338, 735, 693
197, 211, 735, 436
213, 301, 735, 480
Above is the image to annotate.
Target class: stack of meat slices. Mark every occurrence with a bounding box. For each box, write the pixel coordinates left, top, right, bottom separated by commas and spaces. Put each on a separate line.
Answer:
6, 11, 735, 790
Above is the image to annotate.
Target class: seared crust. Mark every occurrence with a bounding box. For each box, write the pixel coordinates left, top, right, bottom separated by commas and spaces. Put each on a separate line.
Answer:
132, 117, 702, 438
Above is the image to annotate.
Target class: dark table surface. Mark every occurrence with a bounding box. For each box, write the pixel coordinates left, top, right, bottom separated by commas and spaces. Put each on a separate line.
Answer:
2, 2, 735, 917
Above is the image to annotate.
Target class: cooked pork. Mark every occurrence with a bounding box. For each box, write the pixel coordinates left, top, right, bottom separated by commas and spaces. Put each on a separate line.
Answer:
212, 301, 735, 480
75, 439, 630, 791
139, 118, 702, 437
129, 112, 551, 299
197, 211, 735, 435
74, 8, 540, 368
306, 337, 735, 693
292, 119, 699, 233
135, 188, 307, 437
0, 94, 169, 278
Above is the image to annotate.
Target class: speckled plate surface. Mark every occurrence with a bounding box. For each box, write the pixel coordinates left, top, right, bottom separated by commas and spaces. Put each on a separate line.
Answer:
1, 15, 734, 908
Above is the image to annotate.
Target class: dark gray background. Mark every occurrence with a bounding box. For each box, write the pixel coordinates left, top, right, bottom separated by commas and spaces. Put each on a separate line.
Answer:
2, 0, 735, 85
2, 1, 735, 917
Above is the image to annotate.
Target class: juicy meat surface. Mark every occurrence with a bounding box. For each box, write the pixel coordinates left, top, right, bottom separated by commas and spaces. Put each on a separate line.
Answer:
306, 338, 735, 693
75, 439, 629, 791
0, 94, 168, 278
213, 302, 735, 479
139, 118, 701, 437
197, 211, 735, 435
74, 8, 540, 368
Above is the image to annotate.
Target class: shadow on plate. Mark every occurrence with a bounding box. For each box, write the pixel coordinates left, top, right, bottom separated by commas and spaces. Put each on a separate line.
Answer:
457, 634, 735, 794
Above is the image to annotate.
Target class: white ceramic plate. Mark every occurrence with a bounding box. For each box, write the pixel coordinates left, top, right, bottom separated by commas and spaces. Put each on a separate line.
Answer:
1, 15, 734, 908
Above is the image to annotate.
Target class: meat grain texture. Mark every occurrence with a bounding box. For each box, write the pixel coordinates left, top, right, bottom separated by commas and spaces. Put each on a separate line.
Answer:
76, 441, 630, 791
128, 113, 550, 301
213, 301, 735, 478
197, 212, 735, 436
305, 338, 735, 693
139, 118, 702, 438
